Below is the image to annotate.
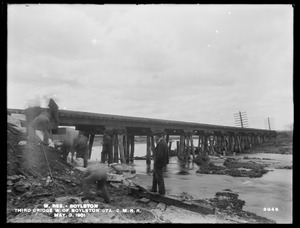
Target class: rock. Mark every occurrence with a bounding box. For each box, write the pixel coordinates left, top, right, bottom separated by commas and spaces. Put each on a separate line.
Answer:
18, 141, 27, 146
138, 198, 150, 203
14, 181, 31, 189
7, 175, 22, 183
110, 183, 120, 188
123, 172, 136, 179
148, 201, 158, 208
14, 186, 26, 192
122, 179, 134, 187
110, 163, 136, 174
156, 202, 167, 211
7, 180, 14, 186
107, 173, 124, 182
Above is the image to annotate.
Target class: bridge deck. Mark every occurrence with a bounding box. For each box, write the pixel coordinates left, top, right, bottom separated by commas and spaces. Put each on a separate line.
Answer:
7, 108, 276, 136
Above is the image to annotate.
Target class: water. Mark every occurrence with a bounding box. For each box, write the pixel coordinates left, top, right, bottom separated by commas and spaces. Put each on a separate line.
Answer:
90, 143, 292, 224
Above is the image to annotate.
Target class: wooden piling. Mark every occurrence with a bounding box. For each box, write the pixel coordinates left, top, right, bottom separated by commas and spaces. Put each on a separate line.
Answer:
198, 134, 201, 148
168, 141, 172, 153
190, 135, 195, 160
118, 134, 126, 164
176, 141, 180, 156
113, 134, 119, 163
150, 135, 155, 158
88, 134, 95, 159
130, 135, 135, 163
179, 134, 185, 160
209, 134, 215, 155
123, 134, 129, 163
186, 134, 190, 162
108, 134, 114, 164
146, 135, 151, 164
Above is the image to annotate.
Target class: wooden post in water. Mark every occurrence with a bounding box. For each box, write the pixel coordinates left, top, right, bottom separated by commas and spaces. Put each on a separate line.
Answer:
176, 141, 180, 156
223, 134, 228, 155
123, 134, 129, 163
168, 141, 172, 154
146, 135, 151, 164
237, 134, 242, 153
118, 134, 126, 164
209, 134, 215, 155
130, 135, 135, 163
190, 134, 195, 160
200, 135, 205, 154
185, 134, 190, 162
126, 134, 130, 163
179, 134, 185, 161
231, 133, 236, 153
108, 133, 114, 164
113, 134, 119, 163
88, 134, 95, 159
150, 135, 155, 158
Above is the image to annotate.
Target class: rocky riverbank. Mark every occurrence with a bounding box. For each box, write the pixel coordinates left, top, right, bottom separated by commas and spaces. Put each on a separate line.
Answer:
7, 121, 288, 223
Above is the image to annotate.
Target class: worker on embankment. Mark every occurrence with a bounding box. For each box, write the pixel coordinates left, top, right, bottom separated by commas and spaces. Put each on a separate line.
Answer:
61, 128, 89, 167
81, 161, 111, 203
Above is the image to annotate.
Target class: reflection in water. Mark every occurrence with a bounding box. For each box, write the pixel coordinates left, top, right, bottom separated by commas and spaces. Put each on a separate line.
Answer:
177, 160, 195, 175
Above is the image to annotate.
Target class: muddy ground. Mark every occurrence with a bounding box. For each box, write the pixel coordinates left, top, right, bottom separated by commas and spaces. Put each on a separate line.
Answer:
6, 123, 291, 223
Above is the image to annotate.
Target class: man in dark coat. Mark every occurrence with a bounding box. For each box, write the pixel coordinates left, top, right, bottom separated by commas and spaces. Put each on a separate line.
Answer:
150, 130, 169, 195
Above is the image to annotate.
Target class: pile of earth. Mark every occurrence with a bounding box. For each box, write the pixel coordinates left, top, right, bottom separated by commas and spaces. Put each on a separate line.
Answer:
6, 122, 150, 223
7, 123, 84, 218
202, 189, 275, 224
193, 155, 269, 178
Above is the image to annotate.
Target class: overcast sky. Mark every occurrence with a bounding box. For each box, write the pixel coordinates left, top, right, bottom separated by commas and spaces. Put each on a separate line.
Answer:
7, 4, 293, 130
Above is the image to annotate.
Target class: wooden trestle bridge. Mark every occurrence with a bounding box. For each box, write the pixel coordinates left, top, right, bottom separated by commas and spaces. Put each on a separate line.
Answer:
8, 108, 277, 164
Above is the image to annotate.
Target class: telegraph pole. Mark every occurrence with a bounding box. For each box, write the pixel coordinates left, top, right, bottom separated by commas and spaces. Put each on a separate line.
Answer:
264, 117, 275, 130
234, 111, 248, 128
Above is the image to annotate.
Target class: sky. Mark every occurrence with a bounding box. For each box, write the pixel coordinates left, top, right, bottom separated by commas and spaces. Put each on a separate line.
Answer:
7, 4, 294, 130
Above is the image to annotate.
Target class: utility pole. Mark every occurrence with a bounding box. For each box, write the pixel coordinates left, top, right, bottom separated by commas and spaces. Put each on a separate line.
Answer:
264, 117, 275, 130
234, 111, 248, 128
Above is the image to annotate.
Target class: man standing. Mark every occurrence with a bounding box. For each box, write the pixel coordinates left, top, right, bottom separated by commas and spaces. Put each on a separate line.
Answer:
150, 130, 169, 195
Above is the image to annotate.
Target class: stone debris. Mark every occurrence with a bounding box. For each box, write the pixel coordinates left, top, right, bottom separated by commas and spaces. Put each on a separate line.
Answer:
156, 202, 167, 211
148, 201, 158, 208
138, 198, 150, 203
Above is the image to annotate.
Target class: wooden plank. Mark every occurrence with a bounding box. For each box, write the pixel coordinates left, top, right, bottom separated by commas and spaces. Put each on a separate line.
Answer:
128, 187, 215, 215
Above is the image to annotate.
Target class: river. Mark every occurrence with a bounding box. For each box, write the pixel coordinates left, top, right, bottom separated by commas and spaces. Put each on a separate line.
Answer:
90, 142, 292, 224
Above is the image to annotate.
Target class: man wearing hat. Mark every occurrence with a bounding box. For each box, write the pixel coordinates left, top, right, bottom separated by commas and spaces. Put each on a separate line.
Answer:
150, 129, 169, 195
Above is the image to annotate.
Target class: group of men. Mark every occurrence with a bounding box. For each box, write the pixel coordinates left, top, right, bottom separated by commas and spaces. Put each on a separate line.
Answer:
24, 98, 169, 203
